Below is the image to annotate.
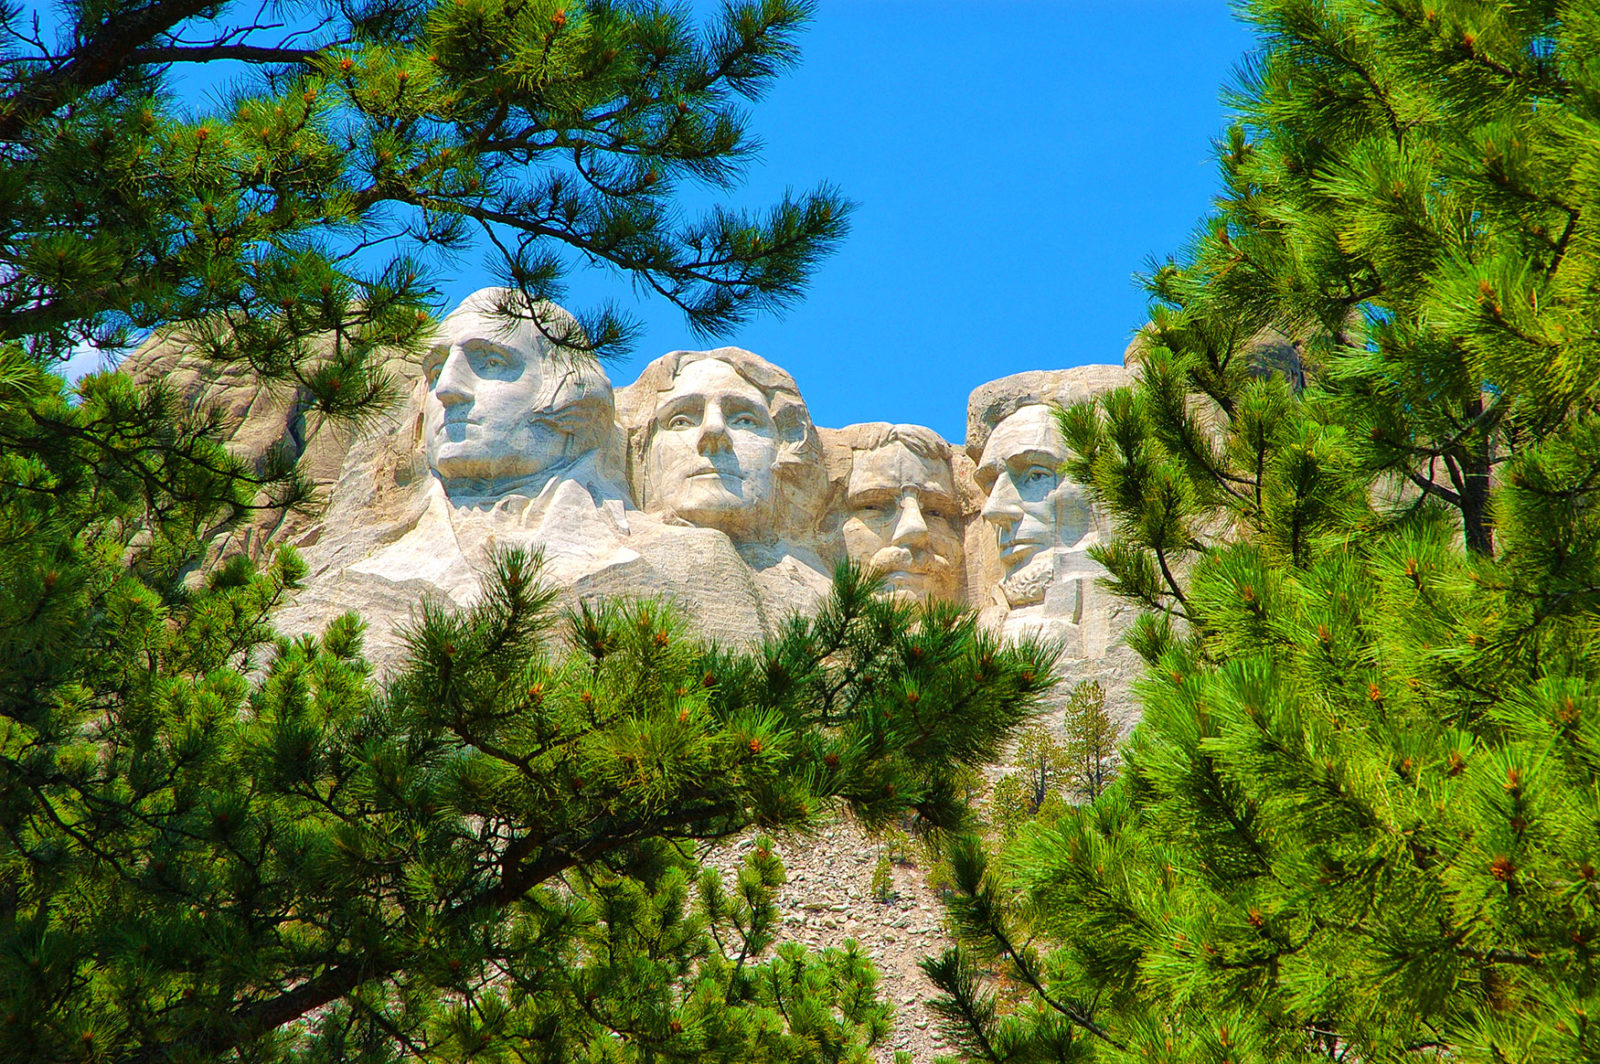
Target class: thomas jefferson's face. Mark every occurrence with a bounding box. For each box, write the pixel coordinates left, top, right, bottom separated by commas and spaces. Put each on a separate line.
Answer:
977, 405, 1091, 576
644, 358, 778, 539
422, 309, 551, 482
842, 442, 962, 600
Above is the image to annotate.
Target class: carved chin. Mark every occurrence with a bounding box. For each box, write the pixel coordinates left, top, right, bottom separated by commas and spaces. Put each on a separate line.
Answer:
664, 480, 767, 533
431, 447, 541, 483
429, 447, 494, 480
868, 547, 957, 599
880, 570, 955, 600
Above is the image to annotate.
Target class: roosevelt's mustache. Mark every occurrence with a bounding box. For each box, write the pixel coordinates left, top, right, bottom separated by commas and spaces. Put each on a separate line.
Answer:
868, 545, 953, 574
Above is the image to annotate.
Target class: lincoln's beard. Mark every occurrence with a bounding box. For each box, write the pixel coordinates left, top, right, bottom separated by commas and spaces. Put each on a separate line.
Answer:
999, 549, 1054, 607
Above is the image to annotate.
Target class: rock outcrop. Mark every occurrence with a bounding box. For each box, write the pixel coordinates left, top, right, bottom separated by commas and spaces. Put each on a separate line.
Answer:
127, 290, 1143, 686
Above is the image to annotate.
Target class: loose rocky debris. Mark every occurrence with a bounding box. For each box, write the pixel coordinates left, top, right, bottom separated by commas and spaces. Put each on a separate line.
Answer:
710, 820, 957, 1063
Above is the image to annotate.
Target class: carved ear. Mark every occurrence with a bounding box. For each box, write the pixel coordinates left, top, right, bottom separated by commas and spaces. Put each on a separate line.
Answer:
532, 395, 611, 452
770, 400, 816, 463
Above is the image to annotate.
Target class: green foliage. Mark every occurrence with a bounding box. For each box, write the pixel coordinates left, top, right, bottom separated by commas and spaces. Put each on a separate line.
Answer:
928, 3, 1600, 1062
1, 0, 850, 387
870, 854, 895, 904
0, 4, 1066, 1060
876, 826, 917, 866
0, 356, 1057, 1061
988, 727, 1071, 841
1062, 680, 1117, 803
985, 682, 1116, 841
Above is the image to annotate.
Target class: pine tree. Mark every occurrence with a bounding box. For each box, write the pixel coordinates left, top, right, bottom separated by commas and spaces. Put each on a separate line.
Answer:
1, 0, 849, 384
0, 415, 1059, 1064
989, 727, 1071, 840
987, 683, 1116, 840
1061, 680, 1116, 803
927, 4, 1600, 1062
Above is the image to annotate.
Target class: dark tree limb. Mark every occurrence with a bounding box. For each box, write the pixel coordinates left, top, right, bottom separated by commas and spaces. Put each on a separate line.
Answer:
0, 0, 219, 141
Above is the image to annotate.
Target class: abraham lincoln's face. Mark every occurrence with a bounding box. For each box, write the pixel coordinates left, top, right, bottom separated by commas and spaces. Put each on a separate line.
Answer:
977, 405, 1091, 577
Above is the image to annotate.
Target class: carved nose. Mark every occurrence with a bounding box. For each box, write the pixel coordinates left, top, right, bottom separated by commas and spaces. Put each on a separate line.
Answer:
696, 406, 731, 455
981, 476, 1021, 528
433, 347, 474, 407
891, 495, 930, 548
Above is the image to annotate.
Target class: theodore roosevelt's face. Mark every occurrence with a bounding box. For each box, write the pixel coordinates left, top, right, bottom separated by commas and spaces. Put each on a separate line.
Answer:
644, 358, 778, 538
422, 309, 550, 483
841, 442, 962, 600
977, 405, 1091, 576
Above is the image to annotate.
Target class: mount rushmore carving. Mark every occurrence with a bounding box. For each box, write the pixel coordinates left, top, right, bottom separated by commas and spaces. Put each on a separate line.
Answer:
125, 288, 1140, 709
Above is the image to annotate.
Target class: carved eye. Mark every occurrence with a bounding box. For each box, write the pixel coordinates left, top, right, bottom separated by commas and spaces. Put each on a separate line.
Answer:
667, 413, 695, 429
424, 350, 448, 384
1025, 465, 1056, 485
730, 413, 759, 429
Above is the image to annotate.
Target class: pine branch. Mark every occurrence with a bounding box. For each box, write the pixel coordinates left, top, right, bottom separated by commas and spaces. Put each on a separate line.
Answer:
126, 43, 326, 66
0, 0, 217, 140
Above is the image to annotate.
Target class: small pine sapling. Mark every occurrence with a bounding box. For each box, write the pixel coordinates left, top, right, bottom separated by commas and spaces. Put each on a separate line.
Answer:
870, 854, 896, 903
988, 724, 1072, 839
1061, 680, 1118, 802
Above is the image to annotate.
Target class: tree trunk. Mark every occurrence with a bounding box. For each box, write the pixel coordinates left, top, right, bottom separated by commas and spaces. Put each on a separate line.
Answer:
1458, 397, 1495, 557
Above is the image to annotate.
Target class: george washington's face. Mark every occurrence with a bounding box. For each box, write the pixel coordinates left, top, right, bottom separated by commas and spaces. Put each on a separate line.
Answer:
422, 307, 553, 482
841, 442, 962, 599
644, 358, 778, 538
977, 405, 1092, 577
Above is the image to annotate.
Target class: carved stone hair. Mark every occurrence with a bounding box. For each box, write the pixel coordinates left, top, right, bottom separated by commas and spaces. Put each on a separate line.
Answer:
838, 422, 951, 462
822, 422, 953, 500
616, 346, 827, 538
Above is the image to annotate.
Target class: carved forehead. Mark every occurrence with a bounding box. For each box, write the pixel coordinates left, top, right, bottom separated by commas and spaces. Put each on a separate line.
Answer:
434, 287, 553, 354
847, 441, 955, 500
662, 356, 769, 407
976, 405, 1068, 489
440, 306, 535, 346
979, 406, 1066, 466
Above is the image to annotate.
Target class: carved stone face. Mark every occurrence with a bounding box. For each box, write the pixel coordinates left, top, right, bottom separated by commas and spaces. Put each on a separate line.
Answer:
420, 294, 613, 495
422, 306, 554, 483
977, 404, 1092, 578
644, 357, 778, 538
842, 442, 962, 600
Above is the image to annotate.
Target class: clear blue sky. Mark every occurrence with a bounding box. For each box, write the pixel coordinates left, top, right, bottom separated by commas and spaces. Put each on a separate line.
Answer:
530, 0, 1258, 442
